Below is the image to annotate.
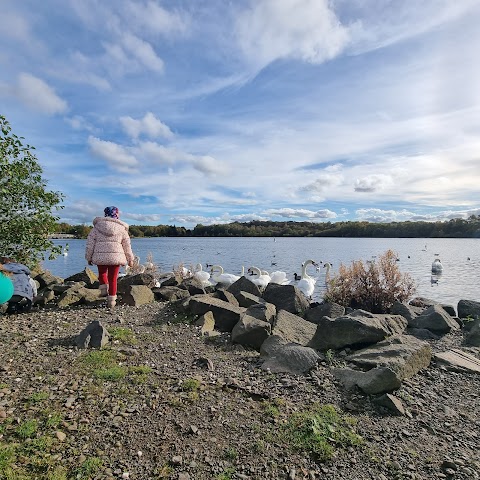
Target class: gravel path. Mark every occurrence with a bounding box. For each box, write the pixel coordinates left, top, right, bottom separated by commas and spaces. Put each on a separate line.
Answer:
1, 302, 479, 480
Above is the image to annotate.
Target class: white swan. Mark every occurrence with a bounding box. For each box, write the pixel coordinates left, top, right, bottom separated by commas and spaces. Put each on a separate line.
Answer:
297, 259, 318, 299
270, 270, 290, 285
210, 265, 240, 287
193, 263, 212, 286
247, 266, 271, 288
431, 258, 443, 273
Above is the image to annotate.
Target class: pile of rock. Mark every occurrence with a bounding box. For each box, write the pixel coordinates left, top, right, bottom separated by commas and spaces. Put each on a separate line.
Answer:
28, 267, 480, 403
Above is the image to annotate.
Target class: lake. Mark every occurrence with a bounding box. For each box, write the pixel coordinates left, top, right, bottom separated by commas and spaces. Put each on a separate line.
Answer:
43, 237, 480, 308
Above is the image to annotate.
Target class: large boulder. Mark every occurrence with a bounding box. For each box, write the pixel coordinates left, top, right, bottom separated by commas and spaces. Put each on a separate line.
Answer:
262, 283, 310, 315
227, 276, 262, 299
334, 366, 402, 395
346, 335, 432, 381
307, 310, 408, 351
457, 299, 480, 319
305, 302, 345, 324
152, 286, 190, 302
391, 302, 423, 324
231, 315, 271, 350
122, 285, 155, 306
188, 295, 246, 332
434, 349, 480, 374
409, 305, 459, 334
244, 303, 276, 324
260, 336, 319, 375
117, 273, 156, 293
35, 271, 63, 289
57, 285, 102, 308
464, 320, 480, 347
271, 309, 317, 346
64, 267, 98, 287
235, 291, 265, 308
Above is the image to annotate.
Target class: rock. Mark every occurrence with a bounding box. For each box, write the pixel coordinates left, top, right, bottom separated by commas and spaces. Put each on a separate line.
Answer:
308, 310, 407, 351
305, 302, 345, 324
271, 309, 317, 346
226, 276, 262, 300
121, 285, 155, 306
262, 283, 310, 315
434, 349, 480, 374
214, 289, 239, 307
75, 320, 109, 349
152, 286, 190, 302
391, 302, 423, 324
346, 334, 432, 381
55, 431, 67, 441
188, 295, 246, 332
64, 267, 98, 287
464, 320, 480, 346
181, 278, 206, 296
34, 271, 63, 289
261, 339, 320, 375
334, 366, 402, 394
409, 305, 459, 333
457, 299, 480, 319
231, 315, 271, 350
117, 273, 156, 293
244, 302, 276, 324
373, 393, 406, 416
234, 291, 265, 308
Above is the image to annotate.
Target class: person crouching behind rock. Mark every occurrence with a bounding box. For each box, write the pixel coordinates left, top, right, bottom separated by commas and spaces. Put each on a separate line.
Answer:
85, 206, 135, 309
0, 256, 37, 314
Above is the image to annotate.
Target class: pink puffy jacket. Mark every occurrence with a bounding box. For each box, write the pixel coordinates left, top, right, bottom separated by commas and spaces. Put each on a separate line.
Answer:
85, 217, 135, 266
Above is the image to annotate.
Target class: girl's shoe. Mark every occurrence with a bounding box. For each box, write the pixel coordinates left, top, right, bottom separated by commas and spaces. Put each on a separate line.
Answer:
99, 284, 109, 297
107, 295, 117, 309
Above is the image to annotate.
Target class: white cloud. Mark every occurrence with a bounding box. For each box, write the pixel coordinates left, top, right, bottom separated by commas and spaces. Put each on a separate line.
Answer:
120, 112, 173, 139
262, 208, 337, 219
121, 33, 164, 72
192, 156, 228, 176
123, 0, 189, 36
354, 174, 393, 193
235, 0, 350, 70
122, 212, 164, 222
14, 73, 67, 115
88, 136, 139, 172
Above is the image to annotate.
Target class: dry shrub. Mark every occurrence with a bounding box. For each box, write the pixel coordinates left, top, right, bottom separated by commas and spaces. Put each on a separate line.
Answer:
172, 262, 193, 280
324, 249, 416, 313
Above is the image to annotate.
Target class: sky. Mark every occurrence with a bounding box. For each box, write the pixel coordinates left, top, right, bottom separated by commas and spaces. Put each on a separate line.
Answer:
1, 0, 480, 228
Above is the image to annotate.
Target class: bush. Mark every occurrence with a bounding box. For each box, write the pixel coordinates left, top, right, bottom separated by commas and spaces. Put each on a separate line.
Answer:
324, 249, 416, 313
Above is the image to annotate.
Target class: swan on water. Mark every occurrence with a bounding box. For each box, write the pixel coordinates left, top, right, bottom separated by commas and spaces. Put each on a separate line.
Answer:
247, 266, 271, 288
323, 262, 333, 285
297, 259, 318, 299
431, 258, 443, 273
210, 265, 240, 287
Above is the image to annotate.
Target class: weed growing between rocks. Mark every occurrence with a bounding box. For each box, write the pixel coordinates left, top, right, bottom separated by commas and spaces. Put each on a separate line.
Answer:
324, 249, 416, 313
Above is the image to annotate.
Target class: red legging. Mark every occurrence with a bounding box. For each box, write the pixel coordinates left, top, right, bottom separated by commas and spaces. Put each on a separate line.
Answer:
97, 265, 121, 296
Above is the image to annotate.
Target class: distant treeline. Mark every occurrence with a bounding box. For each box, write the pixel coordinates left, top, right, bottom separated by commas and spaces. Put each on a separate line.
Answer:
56, 216, 480, 239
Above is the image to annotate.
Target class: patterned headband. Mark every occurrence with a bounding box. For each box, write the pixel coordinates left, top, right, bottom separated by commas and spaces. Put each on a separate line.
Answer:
104, 206, 119, 219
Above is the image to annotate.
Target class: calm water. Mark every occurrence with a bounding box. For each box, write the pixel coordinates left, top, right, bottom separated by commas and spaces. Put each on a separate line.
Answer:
44, 237, 480, 307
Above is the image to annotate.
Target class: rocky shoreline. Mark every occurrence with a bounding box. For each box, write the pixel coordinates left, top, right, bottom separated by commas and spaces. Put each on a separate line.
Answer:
0, 268, 479, 479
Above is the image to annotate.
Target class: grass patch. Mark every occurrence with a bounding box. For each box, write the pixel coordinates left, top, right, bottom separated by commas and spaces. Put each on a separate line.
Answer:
262, 400, 282, 418
27, 391, 50, 403
217, 467, 236, 480
0, 444, 16, 475
281, 403, 362, 462
180, 378, 201, 392
93, 366, 127, 381
78, 349, 118, 369
108, 327, 137, 344
16, 419, 38, 439
74, 456, 102, 480
224, 447, 238, 461
45, 412, 63, 429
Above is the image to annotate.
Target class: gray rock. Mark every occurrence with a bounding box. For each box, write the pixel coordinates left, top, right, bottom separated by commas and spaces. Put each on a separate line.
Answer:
409, 305, 459, 333
152, 286, 190, 302
214, 289, 239, 307
333, 366, 402, 394
346, 334, 432, 381
305, 302, 345, 324
373, 393, 406, 416
122, 285, 155, 306
231, 315, 271, 350
188, 295, 246, 332
457, 299, 480, 319
235, 291, 265, 308
261, 343, 320, 375
308, 310, 407, 351
391, 302, 423, 324
226, 276, 262, 300
64, 267, 98, 287
464, 320, 480, 346
271, 309, 317, 346
434, 349, 480, 374
117, 273, 156, 293
75, 320, 109, 349
262, 283, 310, 315
244, 302, 276, 324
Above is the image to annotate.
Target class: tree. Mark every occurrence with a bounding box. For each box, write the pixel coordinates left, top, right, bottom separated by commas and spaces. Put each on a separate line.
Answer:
0, 115, 64, 267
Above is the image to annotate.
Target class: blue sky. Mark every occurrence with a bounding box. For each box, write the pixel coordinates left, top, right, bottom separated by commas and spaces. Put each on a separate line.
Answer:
1, 0, 480, 228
